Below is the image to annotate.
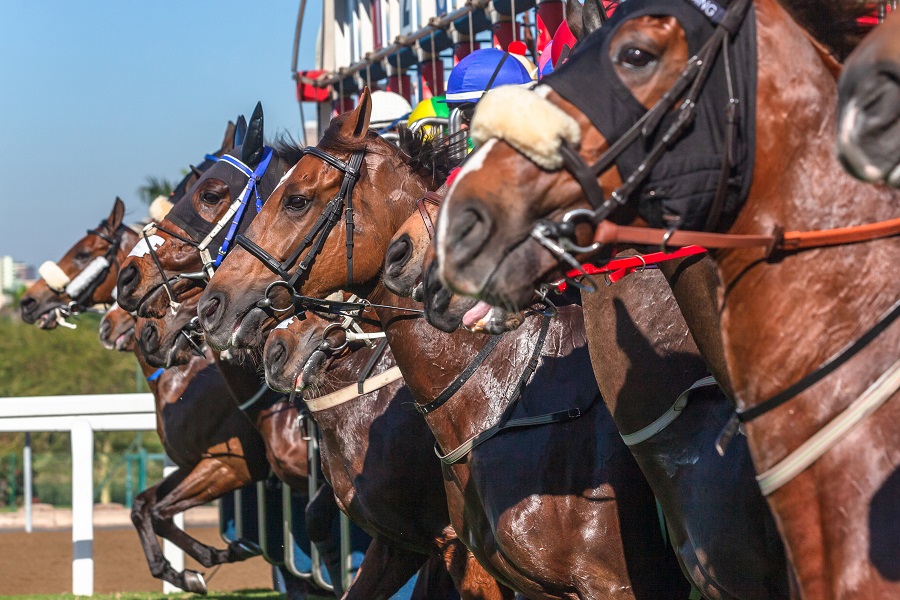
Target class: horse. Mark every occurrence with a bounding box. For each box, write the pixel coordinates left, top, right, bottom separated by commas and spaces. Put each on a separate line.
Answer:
837, 8, 900, 187
20, 200, 269, 594
264, 308, 489, 600
386, 193, 791, 599
434, 0, 900, 597
197, 91, 689, 599
112, 103, 480, 599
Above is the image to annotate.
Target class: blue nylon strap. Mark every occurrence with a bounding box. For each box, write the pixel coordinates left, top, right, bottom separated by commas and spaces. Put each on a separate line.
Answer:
204, 154, 220, 162
214, 147, 274, 267
146, 368, 165, 382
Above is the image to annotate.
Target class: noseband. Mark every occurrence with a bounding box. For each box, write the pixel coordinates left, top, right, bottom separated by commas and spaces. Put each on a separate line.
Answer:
40, 225, 129, 322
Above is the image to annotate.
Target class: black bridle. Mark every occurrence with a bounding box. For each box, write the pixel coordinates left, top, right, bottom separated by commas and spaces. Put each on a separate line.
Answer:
235, 146, 366, 313
50, 226, 128, 317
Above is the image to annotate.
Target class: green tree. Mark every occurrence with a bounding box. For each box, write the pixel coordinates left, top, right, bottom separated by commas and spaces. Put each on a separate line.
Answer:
137, 176, 175, 205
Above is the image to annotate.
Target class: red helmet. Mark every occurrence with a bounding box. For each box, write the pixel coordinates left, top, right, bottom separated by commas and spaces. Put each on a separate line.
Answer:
550, 20, 578, 67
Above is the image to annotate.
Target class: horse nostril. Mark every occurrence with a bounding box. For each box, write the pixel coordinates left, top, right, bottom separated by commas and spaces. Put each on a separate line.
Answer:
446, 205, 492, 266
117, 266, 141, 309
203, 296, 221, 322
140, 323, 160, 354
385, 237, 412, 275
266, 339, 288, 373
20, 296, 36, 317
99, 319, 111, 342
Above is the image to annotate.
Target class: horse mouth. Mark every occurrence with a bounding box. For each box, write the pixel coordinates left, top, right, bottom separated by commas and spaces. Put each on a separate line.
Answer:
229, 306, 276, 350
114, 328, 135, 351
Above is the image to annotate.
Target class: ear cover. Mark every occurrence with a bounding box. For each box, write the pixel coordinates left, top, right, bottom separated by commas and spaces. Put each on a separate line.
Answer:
149, 196, 175, 223
566, 0, 585, 40
222, 120, 237, 152
235, 115, 248, 147
108, 197, 126, 231
582, 0, 605, 35
471, 86, 581, 171
242, 102, 265, 164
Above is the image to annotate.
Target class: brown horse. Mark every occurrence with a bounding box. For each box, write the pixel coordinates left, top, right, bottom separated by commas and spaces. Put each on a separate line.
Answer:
435, 0, 900, 597
265, 309, 498, 600
21, 207, 268, 594
198, 92, 688, 599
838, 8, 900, 187
387, 197, 791, 599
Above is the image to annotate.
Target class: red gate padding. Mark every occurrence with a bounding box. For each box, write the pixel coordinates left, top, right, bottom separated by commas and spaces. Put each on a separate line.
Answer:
296, 71, 331, 102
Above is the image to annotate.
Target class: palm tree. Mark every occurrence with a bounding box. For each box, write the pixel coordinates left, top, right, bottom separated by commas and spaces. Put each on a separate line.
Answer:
137, 176, 175, 205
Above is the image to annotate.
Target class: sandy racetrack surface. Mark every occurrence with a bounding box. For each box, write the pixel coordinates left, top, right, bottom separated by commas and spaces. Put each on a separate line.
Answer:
0, 526, 272, 596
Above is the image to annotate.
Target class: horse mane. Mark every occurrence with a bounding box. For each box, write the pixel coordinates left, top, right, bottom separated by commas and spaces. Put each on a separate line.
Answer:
275, 114, 463, 189
776, 0, 869, 61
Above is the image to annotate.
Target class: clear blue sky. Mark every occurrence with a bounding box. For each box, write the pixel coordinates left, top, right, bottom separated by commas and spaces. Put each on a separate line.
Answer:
0, 1, 323, 267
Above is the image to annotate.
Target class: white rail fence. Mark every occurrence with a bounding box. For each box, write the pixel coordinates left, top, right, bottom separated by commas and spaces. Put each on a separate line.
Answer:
0, 393, 183, 596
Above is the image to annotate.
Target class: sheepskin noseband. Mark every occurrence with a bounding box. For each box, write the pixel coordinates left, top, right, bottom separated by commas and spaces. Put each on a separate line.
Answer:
471, 85, 581, 171
149, 195, 175, 223
38, 261, 72, 293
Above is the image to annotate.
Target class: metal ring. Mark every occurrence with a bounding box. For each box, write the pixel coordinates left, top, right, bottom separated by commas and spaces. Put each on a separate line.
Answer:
322, 322, 349, 353
660, 227, 677, 254
634, 254, 647, 272
257, 280, 296, 313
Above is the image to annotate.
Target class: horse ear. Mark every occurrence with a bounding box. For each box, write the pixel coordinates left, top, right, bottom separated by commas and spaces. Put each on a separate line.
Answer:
582, 0, 605, 35
567, 0, 585, 41
242, 102, 265, 164
339, 87, 372, 141
235, 115, 248, 147
108, 197, 125, 231
222, 120, 237, 152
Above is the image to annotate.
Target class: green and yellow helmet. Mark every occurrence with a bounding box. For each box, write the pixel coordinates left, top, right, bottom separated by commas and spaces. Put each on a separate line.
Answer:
408, 96, 451, 137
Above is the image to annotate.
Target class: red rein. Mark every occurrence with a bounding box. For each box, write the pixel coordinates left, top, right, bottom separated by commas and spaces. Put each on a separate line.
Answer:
555, 245, 707, 291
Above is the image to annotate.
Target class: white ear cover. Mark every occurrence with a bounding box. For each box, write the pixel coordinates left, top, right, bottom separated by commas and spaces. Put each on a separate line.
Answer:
149, 196, 175, 223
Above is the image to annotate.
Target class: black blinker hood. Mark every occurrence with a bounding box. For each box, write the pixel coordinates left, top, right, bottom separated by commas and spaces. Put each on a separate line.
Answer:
545, 0, 757, 231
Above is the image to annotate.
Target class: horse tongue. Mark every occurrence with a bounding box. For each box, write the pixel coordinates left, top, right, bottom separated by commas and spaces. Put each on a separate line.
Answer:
463, 301, 493, 329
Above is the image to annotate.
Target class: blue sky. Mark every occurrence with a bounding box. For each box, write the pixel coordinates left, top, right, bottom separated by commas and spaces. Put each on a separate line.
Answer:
0, 1, 323, 267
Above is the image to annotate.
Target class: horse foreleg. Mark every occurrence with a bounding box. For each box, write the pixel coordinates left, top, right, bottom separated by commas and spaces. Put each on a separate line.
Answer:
441, 538, 514, 600
131, 472, 208, 594
342, 537, 428, 600
410, 553, 460, 600
148, 458, 260, 574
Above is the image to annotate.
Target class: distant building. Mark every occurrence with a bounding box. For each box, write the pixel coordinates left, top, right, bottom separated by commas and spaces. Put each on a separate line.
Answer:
0, 255, 36, 310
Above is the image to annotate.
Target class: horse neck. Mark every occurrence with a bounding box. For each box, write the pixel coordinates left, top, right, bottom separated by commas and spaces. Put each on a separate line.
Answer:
367, 283, 505, 454
711, 0, 900, 410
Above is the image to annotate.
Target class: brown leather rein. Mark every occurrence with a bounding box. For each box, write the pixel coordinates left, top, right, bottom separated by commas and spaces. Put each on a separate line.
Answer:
593, 216, 900, 256
416, 192, 443, 240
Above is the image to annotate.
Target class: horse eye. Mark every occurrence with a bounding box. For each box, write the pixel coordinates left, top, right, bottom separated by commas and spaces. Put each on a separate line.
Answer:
617, 47, 657, 69
75, 250, 92, 261
284, 195, 312, 212
201, 191, 221, 205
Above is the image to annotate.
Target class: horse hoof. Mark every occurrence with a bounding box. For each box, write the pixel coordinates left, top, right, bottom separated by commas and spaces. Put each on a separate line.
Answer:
230, 539, 262, 561
183, 570, 208, 595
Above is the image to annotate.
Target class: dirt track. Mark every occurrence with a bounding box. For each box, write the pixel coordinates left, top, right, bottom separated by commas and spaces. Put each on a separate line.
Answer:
0, 526, 272, 596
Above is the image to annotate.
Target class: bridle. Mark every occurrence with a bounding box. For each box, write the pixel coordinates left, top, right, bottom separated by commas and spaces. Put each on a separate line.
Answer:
235, 146, 365, 313
530, 0, 752, 274
139, 147, 275, 313
39, 224, 131, 326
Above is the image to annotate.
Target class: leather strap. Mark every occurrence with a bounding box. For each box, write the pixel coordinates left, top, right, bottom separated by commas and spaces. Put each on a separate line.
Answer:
305, 366, 404, 413
417, 192, 442, 240
621, 376, 718, 446
357, 338, 388, 394
756, 358, 900, 496
436, 316, 581, 465
415, 334, 504, 415
594, 217, 900, 255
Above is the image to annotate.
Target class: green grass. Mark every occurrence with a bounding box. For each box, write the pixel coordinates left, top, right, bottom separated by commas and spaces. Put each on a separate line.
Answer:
0, 590, 331, 600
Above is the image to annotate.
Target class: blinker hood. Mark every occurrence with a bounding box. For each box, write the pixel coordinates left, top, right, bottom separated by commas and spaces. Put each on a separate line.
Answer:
545, 0, 756, 231
165, 146, 276, 259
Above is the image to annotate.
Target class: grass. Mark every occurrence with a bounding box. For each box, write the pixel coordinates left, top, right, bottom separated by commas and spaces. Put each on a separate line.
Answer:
0, 591, 332, 600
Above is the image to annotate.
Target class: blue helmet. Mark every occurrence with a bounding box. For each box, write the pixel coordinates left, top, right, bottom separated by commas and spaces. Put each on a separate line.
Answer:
444, 48, 532, 104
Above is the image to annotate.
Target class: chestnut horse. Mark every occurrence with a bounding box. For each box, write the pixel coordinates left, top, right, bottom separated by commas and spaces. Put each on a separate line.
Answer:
386, 197, 790, 599
198, 92, 688, 599
114, 105, 481, 599
435, 0, 900, 597
20, 200, 268, 594
838, 8, 900, 187
265, 309, 490, 600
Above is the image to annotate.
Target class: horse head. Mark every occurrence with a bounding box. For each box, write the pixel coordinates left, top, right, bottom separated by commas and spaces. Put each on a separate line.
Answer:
20, 197, 137, 328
